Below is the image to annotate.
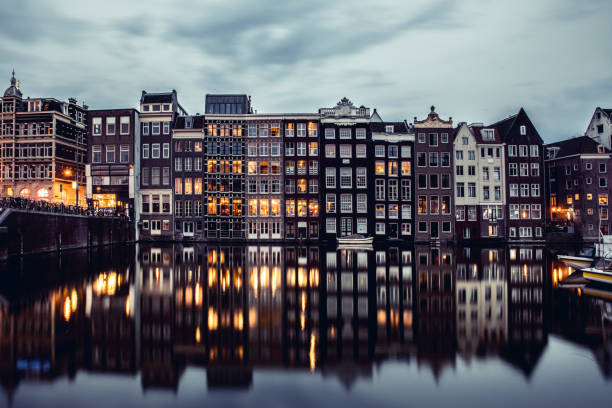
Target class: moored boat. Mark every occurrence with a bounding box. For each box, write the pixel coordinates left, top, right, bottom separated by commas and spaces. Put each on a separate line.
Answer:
557, 255, 594, 270
337, 234, 374, 249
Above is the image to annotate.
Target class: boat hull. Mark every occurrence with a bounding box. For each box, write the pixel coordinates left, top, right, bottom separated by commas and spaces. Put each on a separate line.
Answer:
557, 255, 593, 270
582, 268, 612, 285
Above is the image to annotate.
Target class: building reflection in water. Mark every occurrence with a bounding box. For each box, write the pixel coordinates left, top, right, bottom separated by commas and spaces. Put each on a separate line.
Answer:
1, 243, 612, 401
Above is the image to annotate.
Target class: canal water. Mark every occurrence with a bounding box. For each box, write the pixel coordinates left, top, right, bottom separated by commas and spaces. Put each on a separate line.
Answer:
0, 244, 610, 407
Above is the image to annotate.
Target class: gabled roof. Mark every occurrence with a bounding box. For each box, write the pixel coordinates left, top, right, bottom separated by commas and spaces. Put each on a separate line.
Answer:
603, 109, 612, 116
489, 108, 543, 144
544, 135, 609, 157
489, 113, 518, 140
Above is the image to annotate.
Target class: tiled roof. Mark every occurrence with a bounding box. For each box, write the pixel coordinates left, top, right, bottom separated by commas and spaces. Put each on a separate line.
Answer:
471, 126, 502, 144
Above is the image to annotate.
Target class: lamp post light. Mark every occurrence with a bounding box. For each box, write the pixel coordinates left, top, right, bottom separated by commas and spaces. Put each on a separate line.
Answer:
64, 168, 79, 207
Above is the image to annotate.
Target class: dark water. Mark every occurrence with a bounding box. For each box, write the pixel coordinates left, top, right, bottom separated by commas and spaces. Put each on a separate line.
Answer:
0, 243, 610, 407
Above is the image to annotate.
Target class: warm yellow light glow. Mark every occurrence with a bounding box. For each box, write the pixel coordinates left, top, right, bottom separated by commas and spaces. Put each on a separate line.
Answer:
195, 326, 201, 343
300, 312, 306, 331
298, 267, 307, 287
195, 283, 202, 306
208, 267, 217, 288
63, 296, 71, 321
64, 169, 72, 176
271, 266, 280, 293
301, 291, 307, 312
70, 289, 78, 313
125, 295, 130, 317
250, 267, 258, 297
377, 309, 386, 326
249, 307, 257, 328
309, 333, 317, 372
108, 272, 117, 295
208, 307, 218, 330
260, 266, 269, 288
234, 311, 244, 331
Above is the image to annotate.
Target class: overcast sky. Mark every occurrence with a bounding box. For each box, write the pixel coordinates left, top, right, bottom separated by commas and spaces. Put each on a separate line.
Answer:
2, 0, 611, 142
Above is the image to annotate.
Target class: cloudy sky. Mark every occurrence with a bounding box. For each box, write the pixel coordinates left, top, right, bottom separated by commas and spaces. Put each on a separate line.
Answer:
1, 0, 611, 142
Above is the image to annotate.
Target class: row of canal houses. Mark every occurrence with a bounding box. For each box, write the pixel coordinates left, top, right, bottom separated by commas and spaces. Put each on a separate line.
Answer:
0, 72, 548, 244
131, 91, 546, 244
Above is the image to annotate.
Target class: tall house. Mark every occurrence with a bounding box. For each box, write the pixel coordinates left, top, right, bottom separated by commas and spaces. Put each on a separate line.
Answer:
371, 121, 414, 240
172, 115, 205, 240
139, 90, 187, 240
454, 123, 506, 242
545, 136, 610, 240
203, 115, 245, 240
0, 71, 88, 205
320, 98, 371, 240
282, 115, 320, 240
86, 108, 139, 218
490, 108, 545, 242
585, 107, 612, 150
413, 106, 454, 242
245, 117, 284, 241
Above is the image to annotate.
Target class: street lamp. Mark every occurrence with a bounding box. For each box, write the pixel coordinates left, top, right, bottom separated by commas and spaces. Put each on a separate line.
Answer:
64, 168, 79, 207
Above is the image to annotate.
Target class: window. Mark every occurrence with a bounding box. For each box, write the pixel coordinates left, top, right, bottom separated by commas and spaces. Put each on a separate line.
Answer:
152, 143, 160, 158
418, 133, 425, 143
456, 182, 465, 197
308, 142, 318, 156
389, 179, 398, 200
309, 179, 318, 194
441, 133, 449, 143
456, 150, 463, 161
340, 194, 352, 213
418, 196, 427, 214
357, 218, 367, 233
339, 128, 351, 139
429, 174, 438, 189
401, 146, 411, 157
520, 184, 529, 197
520, 125, 526, 135
92, 117, 102, 135
106, 145, 115, 163
508, 145, 517, 157
389, 204, 399, 218
89, 144, 102, 163
120, 145, 129, 163
375, 179, 385, 200
376, 204, 385, 218
375, 145, 385, 157
297, 142, 307, 156
530, 145, 538, 157
151, 167, 160, 185
375, 161, 385, 175
163, 143, 169, 158
152, 122, 160, 135
120, 116, 130, 134
519, 145, 528, 157
356, 128, 366, 139
326, 194, 336, 213
325, 128, 335, 139
600, 163, 607, 173
356, 167, 367, 188
417, 152, 426, 167
441, 152, 450, 167
401, 180, 411, 200
401, 161, 411, 176
357, 194, 367, 213
531, 204, 541, 219
600, 177, 607, 187
531, 184, 540, 197
339, 144, 352, 158
308, 122, 317, 137
468, 183, 476, 198
325, 144, 336, 158
429, 133, 438, 146
468, 166, 476, 176
326, 218, 336, 233
325, 168, 336, 188
456, 165, 464, 176
429, 152, 438, 167
106, 117, 116, 135
510, 184, 518, 197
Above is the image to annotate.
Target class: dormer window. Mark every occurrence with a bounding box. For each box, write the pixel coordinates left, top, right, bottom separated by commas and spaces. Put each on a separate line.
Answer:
152, 105, 161, 112
163, 104, 170, 111
520, 125, 526, 135
598, 145, 604, 153
482, 129, 495, 141
185, 116, 193, 129
385, 125, 394, 133
143, 105, 150, 112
